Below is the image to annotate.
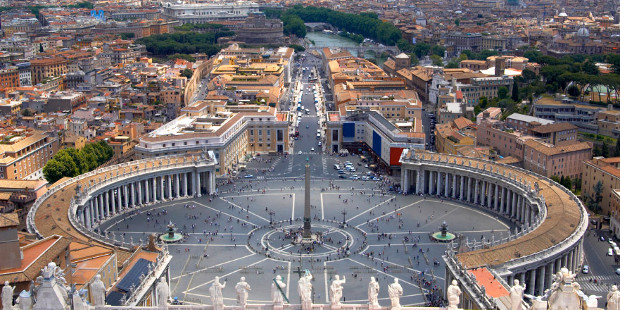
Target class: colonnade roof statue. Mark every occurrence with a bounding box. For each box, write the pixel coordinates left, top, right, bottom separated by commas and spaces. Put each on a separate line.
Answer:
0, 263, 613, 309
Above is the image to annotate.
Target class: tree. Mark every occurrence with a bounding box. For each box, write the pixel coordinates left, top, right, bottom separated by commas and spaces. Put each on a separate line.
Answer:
602, 142, 610, 157
21, 108, 34, 116
454, 19, 460, 26
120, 32, 135, 40
590, 180, 603, 213
567, 85, 580, 98
498, 86, 509, 99
511, 83, 519, 102
522, 69, 537, 82
430, 54, 443, 67
43, 142, 114, 183
39, 43, 43, 53
181, 68, 193, 79
582, 60, 599, 75
616, 139, 620, 156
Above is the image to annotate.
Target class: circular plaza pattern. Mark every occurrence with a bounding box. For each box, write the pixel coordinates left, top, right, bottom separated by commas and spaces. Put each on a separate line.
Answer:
27, 149, 587, 308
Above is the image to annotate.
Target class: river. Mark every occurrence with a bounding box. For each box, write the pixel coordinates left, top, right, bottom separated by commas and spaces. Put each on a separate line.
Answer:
306, 31, 388, 66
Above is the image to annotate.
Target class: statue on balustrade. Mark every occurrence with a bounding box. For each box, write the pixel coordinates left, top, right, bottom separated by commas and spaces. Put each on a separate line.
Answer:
388, 278, 402, 310
209, 276, 226, 310
510, 279, 525, 310
156, 277, 170, 307
329, 275, 346, 307
368, 277, 380, 308
608, 285, 620, 310
2, 281, 15, 310
271, 275, 286, 307
447, 280, 461, 310
90, 274, 107, 307
298, 270, 313, 310
235, 277, 251, 308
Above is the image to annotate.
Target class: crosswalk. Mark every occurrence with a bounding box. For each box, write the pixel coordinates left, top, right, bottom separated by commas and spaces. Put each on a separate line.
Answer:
577, 280, 613, 293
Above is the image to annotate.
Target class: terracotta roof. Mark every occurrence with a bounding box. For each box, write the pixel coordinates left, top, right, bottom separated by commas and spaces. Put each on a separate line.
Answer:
0, 213, 19, 228
524, 140, 591, 156
453, 117, 474, 130
468, 267, 509, 298
530, 122, 577, 134
0, 235, 70, 284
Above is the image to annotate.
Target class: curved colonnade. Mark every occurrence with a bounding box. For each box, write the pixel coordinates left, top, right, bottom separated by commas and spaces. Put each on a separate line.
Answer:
400, 149, 587, 298
27, 154, 217, 259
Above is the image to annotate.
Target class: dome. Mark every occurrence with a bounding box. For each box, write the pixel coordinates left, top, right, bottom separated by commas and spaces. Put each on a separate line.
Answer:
576, 27, 589, 37
558, 8, 568, 17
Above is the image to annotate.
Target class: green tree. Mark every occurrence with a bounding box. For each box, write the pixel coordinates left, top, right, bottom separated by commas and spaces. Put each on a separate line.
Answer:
21, 108, 34, 116
567, 85, 580, 98
39, 43, 44, 53
181, 68, 193, 79
498, 86, 509, 99
430, 54, 443, 67
616, 139, 620, 156
120, 32, 135, 40
511, 83, 519, 102
454, 19, 460, 26
602, 142, 610, 157
590, 180, 603, 213
582, 60, 599, 75
522, 69, 537, 82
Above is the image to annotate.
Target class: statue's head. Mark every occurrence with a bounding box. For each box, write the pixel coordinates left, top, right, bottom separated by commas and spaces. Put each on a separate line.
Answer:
370, 277, 375, 282
3, 281, 8, 286
514, 279, 519, 286
613, 285, 618, 292
214, 276, 220, 282
394, 278, 399, 283
334, 275, 339, 280
276, 275, 282, 281
95, 274, 101, 281
240, 277, 246, 282
452, 280, 458, 286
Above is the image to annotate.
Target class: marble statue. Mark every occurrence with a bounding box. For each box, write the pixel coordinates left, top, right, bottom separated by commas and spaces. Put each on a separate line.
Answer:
510, 279, 526, 310
608, 285, 620, 310
71, 289, 88, 310
209, 276, 226, 310
16, 290, 32, 310
271, 275, 286, 307
235, 277, 251, 308
387, 278, 402, 310
2, 281, 14, 310
156, 277, 170, 307
329, 275, 346, 306
368, 277, 380, 308
90, 274, 106, 307
546, 268, 584, 310
447, 280, 462, 310
298, 271, 313, 310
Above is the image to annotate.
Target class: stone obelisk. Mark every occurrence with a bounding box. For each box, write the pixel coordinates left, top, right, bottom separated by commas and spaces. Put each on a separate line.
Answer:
303, 158, 311, 238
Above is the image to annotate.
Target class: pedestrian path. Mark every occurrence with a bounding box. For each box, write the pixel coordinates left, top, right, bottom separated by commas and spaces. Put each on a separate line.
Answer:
577, 280, 614, 293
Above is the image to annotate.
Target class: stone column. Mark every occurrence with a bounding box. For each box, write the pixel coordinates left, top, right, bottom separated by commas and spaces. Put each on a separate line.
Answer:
520, 273, 526, 290
429, 170, 434, 195
444, 172, 449, 197
452, 173, 457, 199
420, 170, 426, 195
183, 173, 188, 196
474, 179, 479, 205
167, 175, 173, 199
494, 185, 499, 211
460, 176, 465, 200
210, 170, 216, 194
482, 181, 487, 207
84, 205, 90, 229
501, 187, 507, 214
138, 181, 143, 205
104, 192, 110, 217
98, 194, 104, 218
117, 187, 122, 212
537, 265, 546, 296
160, 176, 165, 201
437, 171, 442, 196
467, 177, 472, 202
416, 170, 421, 194
561, 255, 567, 269
528, 269, 536, 295
402, 168, 410, 194
197, 171, 202, 197
152, 177, 157, 202
145, 179, 151, 204
512, 191, 518, 218
89, 200, 95, 228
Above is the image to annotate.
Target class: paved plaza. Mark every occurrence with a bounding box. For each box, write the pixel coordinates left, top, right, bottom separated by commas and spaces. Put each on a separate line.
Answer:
100, 173, 514, 307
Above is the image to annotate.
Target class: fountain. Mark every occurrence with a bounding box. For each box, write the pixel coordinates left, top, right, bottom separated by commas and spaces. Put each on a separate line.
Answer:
159, 221, 183, 243
431, 221, 456, 242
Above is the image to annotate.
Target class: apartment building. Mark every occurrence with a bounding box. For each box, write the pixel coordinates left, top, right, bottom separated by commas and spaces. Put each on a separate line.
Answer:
435, 117, 476, 154
523, 139, 592, 179
533, 97, 604, 133
0, 67, 20, 89
583, 157, 620, 217
30, 57, 68, 86
0, 130, 59, 180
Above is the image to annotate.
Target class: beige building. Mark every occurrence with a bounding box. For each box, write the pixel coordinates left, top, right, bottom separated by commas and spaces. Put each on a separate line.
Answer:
583, 157, 620, 217
522, 140, 592, 179
30, 57, 68, 85
435, 117, 476, 155
0, 130, 59, 180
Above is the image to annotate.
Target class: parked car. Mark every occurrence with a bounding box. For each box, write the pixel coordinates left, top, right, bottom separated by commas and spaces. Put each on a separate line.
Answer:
608, 248, 614, 256
244, 175, 254, 178
582, 265, 589, 274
